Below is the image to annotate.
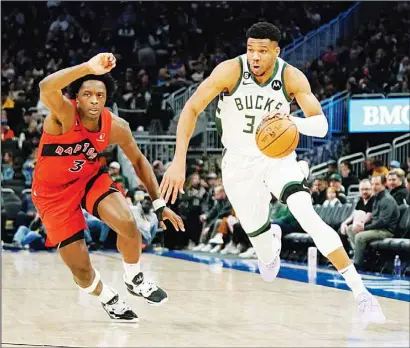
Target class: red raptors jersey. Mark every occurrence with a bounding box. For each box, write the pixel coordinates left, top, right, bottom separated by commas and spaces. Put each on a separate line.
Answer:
33, 100, 112, 186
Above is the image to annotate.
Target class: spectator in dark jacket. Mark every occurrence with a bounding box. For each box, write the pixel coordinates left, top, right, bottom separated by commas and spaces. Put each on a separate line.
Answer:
16, 193, 36, 228
347, 175, 399, 269
193, 186, 233, 251
340, 161, 359, 193
387, 170, 408, 206
406, 173, 410, 205
311, 177, 328, 205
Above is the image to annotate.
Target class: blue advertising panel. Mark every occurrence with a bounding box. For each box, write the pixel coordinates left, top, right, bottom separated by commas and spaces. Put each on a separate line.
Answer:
349, 98, 409, 133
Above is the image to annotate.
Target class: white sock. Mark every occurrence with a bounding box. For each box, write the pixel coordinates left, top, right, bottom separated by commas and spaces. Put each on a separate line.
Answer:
339, 264, 369, 299
98, 283, 117, 304
123, 260, 141, 282
248, 225, 280, 265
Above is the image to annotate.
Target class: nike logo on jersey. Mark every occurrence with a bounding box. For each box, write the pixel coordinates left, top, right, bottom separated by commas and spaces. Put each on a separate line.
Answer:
242, 81, 253, 86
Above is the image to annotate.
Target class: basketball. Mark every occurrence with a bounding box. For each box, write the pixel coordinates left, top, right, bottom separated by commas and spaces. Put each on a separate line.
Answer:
255, 116, 299, 158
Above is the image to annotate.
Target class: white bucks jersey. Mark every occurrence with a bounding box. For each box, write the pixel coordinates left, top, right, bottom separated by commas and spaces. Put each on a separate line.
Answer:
216, 54, 292, 156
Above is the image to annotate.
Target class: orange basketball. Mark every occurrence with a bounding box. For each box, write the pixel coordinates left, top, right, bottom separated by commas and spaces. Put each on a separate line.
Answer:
255, 117, 299, 158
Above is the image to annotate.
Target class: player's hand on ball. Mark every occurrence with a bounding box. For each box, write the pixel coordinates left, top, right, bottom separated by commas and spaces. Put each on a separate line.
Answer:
263, 112, 290, 121
87, 53, 116, 75
157, 207, 185, 232
159, 161, 185, 204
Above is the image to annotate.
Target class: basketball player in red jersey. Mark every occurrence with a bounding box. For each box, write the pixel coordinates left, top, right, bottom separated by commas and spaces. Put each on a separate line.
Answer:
33, 53, 185, 322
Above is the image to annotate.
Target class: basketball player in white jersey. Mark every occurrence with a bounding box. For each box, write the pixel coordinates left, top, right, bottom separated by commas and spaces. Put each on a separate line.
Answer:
160, 22, 384, 324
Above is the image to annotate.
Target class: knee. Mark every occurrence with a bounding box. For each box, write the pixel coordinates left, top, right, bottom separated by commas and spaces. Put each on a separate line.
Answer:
118, 212, 139, 239
71, 265, 94, 285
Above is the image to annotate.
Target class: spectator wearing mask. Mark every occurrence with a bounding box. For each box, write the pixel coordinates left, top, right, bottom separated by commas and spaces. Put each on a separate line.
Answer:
348, 175, 399, 269
340, 161, 359, 192
328, 173, 347, 203
203, 172, 218, 213
387, 170, 408, 206
311, 177, 328, 205
341, 179, 374, 241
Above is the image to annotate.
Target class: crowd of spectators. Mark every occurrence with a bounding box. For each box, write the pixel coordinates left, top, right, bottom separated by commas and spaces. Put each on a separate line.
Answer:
301, 2, 410, 102
2, 3, 409, 275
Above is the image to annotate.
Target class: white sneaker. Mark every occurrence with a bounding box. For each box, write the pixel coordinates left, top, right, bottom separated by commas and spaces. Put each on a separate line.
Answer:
201, 244, 213, 252
186, 240, 196, 251
220, 241, 234, 255
230, 244, 244, 255
258, 255, 281, 282
210, 245, 222, 253
356, 292, 386, 325
209, 233, 224, 245
192, 243, 205, 251
101, 293, 139, 323
239, 247, 256, 258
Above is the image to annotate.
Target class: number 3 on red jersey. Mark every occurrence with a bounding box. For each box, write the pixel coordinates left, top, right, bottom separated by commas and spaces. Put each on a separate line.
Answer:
69, 160, 86, 172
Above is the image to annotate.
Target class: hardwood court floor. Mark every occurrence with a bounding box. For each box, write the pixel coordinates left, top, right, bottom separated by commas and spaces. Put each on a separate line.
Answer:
2, 251, 409, 347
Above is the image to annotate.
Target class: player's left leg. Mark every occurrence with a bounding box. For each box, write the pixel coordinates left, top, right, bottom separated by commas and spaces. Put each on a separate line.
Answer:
83, 172, 167, 305
266, 156, 385, 324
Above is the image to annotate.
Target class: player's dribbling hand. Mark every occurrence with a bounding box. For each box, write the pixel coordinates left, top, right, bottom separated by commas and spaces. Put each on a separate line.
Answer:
262, 112, 290, 121
158, 207, 185, 232
159, 161, 185, 204
87, 53, 116, 75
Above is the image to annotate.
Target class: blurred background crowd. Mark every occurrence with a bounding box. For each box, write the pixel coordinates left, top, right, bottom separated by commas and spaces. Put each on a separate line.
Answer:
2, 2, 410, 276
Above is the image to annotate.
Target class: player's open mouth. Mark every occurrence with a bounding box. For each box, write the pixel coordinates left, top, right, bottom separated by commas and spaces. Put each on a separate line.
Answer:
89, 108, 99, 114
252, 65, 260, 71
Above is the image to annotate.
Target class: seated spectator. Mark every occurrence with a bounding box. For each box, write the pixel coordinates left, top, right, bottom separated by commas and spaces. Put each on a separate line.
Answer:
340, 161, 359, 193
372, 159, 389, 177
347, 175, 400, 269
323, 187, 342, 207
389, 160, 402, 170
202, 172, 218, 213
178, 173, 206, 248
129, 194, 159, 250
1, 110, 15, 142
270, 201, 302, 234
359, 158, 374, 180
341, 178, 374, 239
152, 160, 164, 183
406, 173, 410, 205
108, 161, 129, 190
22, 148, 37, 187
3, 213, 46, 250
1, 151, 15, 181
328, 173, 347, 203
193, 186, 233, 252
324, 160, 338, 180
16, 191, 37, 228
387, 170, 408, 206
82, 209, 110, 251
311, 177, 328, 205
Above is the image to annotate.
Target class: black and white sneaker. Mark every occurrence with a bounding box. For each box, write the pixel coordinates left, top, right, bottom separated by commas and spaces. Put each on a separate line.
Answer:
101, 293, 139, 323
124, 272, 168, 305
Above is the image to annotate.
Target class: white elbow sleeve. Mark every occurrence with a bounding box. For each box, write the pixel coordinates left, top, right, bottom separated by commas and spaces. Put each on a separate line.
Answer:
290, 114, 328, 138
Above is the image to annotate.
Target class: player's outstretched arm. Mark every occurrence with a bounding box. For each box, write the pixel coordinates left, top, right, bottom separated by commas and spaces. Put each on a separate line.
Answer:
160, 58, 239, 204
284, 66, 329, 138
39, 53, 116, 121
109, 115, 185, 232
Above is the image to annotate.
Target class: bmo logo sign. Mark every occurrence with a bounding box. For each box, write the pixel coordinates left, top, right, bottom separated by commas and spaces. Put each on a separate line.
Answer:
349, 98, 410, 132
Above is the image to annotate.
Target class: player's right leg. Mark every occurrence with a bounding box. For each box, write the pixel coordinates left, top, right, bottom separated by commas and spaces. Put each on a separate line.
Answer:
221, 151, 281, 282
58, 236, 138, 322
32, 182, 138, 322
